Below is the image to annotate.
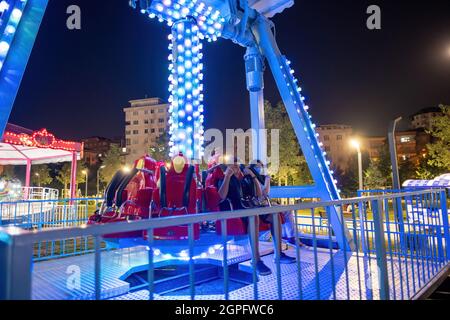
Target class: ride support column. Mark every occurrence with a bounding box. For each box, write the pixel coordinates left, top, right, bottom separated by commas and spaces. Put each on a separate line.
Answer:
245, 46, 267, 165
168, 18, 205, 161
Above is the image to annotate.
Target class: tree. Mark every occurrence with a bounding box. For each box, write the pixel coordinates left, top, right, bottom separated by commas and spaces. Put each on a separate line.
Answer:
416, 154, 443, 179
56, 161, 87, 192
149, 133, 170, 161
31, 165, 53, 187
100, 144, 124, 184
426, 104, 450, 171
0, 166, 15, 180
265, 100, 312, 186
364, 159, 390, 189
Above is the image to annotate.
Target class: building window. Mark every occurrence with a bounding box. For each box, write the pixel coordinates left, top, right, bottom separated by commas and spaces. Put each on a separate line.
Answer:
133, 111, 139, 116
400, 136, 411, 143
144, 110, 149, 115
324, 135, 330, 141
151, 129, 156, 133
336, 135, 342, 141
144, 120, 149, 124
126, 139, 131, 146
151, 110, 155, 114
126, 131, 131, 135
144, 129, 149, 134
158, 108, 164, 113
159, 128, 164, 133
133, 130, 139, 134
158, 118, 165, 123
125, 121, 131, 126
133, 120, 139, 125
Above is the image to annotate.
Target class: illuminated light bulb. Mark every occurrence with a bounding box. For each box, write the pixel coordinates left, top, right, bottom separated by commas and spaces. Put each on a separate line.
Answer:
5, 26, 16, 34
178, 110, 186, 117
155, 3, 164, 12
0, 1, 9, 12
0, 41, 10, 54
185, 82, 193, 90
181, 7, 189, 16
11, 8, 22, 20
184, 60, 192, 69
177, 65, 185, 74
177, 87, 185, 96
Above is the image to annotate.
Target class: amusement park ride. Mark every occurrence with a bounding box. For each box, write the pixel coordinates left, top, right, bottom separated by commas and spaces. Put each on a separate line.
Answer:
0, 0, 354, 250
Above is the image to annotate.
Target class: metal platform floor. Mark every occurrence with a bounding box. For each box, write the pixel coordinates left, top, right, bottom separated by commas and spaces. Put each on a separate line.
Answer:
32, 241, 446, 300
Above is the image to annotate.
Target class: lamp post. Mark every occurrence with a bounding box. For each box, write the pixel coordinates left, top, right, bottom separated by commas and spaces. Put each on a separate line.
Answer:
388, 117, 402, 191
97, 165, 105, 196
35, 173, 40, 187
350, 139, 363, 192
82, 169, 88, 198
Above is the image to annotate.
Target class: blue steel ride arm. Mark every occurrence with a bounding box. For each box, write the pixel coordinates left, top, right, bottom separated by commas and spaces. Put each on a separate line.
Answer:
251, 15, 355, 250
0, 0, 48, 137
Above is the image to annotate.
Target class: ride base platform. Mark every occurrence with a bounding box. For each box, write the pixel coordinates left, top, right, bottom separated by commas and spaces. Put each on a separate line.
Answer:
31, 236, 442, 300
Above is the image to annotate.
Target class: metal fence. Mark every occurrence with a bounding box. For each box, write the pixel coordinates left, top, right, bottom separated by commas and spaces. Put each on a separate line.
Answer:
0, 197, 103, 261
0, 189, 449, 300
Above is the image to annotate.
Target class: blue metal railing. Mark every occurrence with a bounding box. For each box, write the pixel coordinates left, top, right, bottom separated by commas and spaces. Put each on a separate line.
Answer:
0, 197, 104, 261
0, 189, 449, 300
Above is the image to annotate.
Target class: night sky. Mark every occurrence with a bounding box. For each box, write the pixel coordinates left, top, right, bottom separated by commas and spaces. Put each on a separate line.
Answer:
10, 0, 450, 141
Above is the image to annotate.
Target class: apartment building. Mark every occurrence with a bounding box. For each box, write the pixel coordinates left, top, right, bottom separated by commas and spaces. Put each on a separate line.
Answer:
316, 124, 354, 172
123, 98, 170, 164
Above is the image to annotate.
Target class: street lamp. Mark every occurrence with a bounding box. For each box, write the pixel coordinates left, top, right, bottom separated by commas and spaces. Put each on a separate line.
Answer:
97, 165, 105, 196
82, 169, 88, 198
350, 139, 363, 192
35, 172, 40, 187
122, 166, 131, 173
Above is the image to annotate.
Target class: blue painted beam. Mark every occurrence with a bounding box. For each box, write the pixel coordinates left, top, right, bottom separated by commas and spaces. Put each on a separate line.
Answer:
270, 185, 320, 199
0, 0, 48, 137
251, 15, 355, 251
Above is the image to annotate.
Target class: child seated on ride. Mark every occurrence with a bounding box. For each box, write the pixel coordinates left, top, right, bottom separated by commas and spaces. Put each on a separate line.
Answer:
207, 156, 296, 276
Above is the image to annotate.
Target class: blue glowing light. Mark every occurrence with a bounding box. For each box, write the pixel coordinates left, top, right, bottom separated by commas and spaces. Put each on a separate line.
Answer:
167, 18, 205, 159
0, 1, 27, 73
142, 0, 225, 42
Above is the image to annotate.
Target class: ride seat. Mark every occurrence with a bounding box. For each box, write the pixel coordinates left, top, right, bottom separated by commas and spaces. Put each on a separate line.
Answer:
152, 164, 201, 240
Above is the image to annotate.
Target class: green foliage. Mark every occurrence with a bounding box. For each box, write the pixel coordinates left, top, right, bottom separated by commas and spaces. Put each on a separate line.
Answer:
416, 154, 443, 179
149, 133, 170, 161
100, 144, 124, 184
56, 161, 87, 191
363, 143, 393, 190
31, 165, 53, 187
426, 105, 450, 171
0, 166, 15, 180
265, 100, 312, 186
364, 160, 390, 189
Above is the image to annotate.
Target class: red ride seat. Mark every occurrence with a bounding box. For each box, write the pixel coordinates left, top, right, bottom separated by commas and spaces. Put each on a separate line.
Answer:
150, 155, 201, 240
88, 155, 159, 240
